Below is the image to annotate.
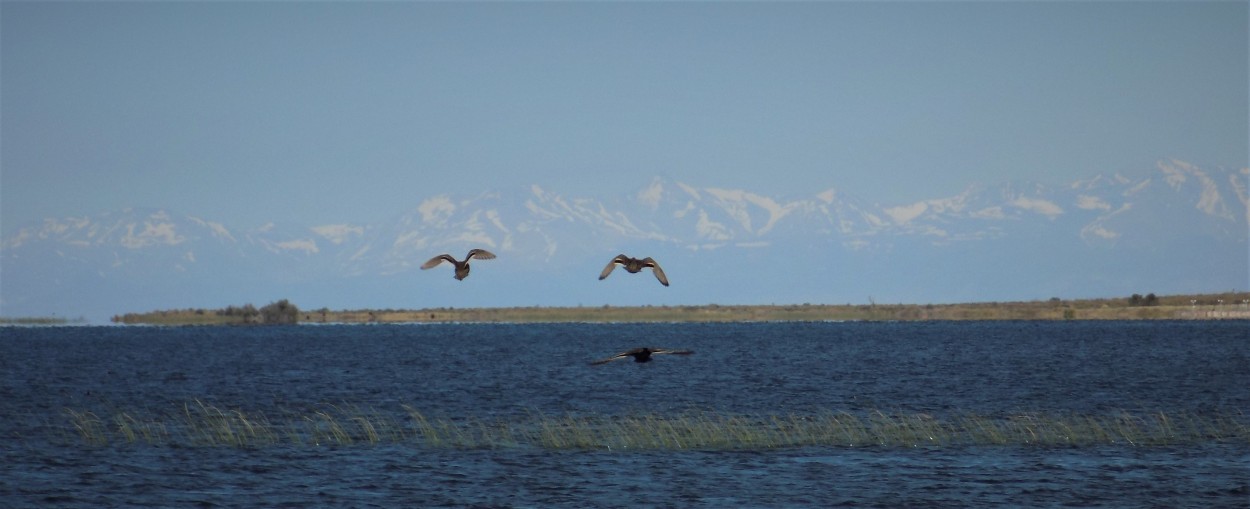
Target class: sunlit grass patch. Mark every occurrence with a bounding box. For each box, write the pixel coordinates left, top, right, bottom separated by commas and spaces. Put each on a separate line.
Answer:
58, 403, 1250, 450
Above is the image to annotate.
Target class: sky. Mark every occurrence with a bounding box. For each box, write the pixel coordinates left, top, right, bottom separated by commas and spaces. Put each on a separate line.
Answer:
2, 1, 1246, 233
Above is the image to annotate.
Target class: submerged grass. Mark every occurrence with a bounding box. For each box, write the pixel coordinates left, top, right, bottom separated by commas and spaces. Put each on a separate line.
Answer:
59, 403, 1250, 450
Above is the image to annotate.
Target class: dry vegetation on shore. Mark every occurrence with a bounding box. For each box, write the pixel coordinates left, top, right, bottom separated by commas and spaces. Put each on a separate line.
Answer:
111, 292, 1250, 325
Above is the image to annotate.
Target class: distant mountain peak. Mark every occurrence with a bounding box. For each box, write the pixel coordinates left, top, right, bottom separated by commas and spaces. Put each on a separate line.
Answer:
636, 177, 666, 209
311, 224, 365, 245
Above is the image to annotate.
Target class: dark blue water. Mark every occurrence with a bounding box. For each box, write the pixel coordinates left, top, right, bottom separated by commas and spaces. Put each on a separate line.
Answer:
2, 321, 1247, 507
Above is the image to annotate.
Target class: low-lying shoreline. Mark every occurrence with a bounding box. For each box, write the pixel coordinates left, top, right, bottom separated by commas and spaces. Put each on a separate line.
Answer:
108, 292, 1250, 325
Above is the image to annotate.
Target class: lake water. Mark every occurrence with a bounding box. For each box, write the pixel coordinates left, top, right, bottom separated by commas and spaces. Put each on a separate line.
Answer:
1, 321, 1247, 507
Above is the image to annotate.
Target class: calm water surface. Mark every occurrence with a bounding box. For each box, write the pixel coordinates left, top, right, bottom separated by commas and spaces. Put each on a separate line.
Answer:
2, 321, 1247, 507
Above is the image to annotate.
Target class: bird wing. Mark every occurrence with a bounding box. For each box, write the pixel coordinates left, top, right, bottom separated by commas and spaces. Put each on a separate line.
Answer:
590, 353, 629, 365
598, 255, 628, 280
642, 258, 670, 286
467, 249, 496, 261
651, 348, 694, 356
589, 347, 646, 365
420, 254, 456, 270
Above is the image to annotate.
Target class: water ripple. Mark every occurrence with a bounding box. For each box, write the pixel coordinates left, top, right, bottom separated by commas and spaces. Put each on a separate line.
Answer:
1, 321, 1247, 507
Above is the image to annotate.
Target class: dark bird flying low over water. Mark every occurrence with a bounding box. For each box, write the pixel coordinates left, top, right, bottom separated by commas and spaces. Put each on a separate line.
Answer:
598, 255, 669, 286
590, 347, 694, 365
420, 249, 496, 280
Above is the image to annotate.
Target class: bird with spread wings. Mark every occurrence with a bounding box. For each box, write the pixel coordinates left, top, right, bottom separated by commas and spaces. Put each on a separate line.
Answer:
590, 347, 694, 365
420, 249, 496, 280
598, 255, 669, 286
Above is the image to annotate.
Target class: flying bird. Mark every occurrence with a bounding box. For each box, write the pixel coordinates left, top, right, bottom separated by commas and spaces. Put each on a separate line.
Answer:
590, 347, 694, 365
598, 255, 669, 286
420, 249, 496, 280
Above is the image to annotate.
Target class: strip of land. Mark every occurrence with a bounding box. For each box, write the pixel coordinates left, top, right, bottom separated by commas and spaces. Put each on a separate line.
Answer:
110, 292, 1250, 325
0, 316, 87, 325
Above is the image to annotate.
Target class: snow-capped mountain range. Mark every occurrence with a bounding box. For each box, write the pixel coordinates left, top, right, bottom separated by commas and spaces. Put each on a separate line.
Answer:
3, 160, 1246, 322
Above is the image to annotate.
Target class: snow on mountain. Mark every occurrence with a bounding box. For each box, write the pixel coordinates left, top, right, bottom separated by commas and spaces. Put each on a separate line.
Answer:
311, 224, 365, 246
2, 160, 1245, 322
1062, 160, 1248, 247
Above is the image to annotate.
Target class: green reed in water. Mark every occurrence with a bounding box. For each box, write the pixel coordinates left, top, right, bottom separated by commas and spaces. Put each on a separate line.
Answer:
60, 403, 1249, 450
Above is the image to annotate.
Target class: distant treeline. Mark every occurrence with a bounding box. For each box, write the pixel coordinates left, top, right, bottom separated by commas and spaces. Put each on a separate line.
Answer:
111, 292, 1250, 325
112, 299, 299, 325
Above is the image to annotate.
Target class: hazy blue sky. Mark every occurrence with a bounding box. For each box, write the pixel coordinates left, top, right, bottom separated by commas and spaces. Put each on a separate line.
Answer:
3, 1, 1246, 231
